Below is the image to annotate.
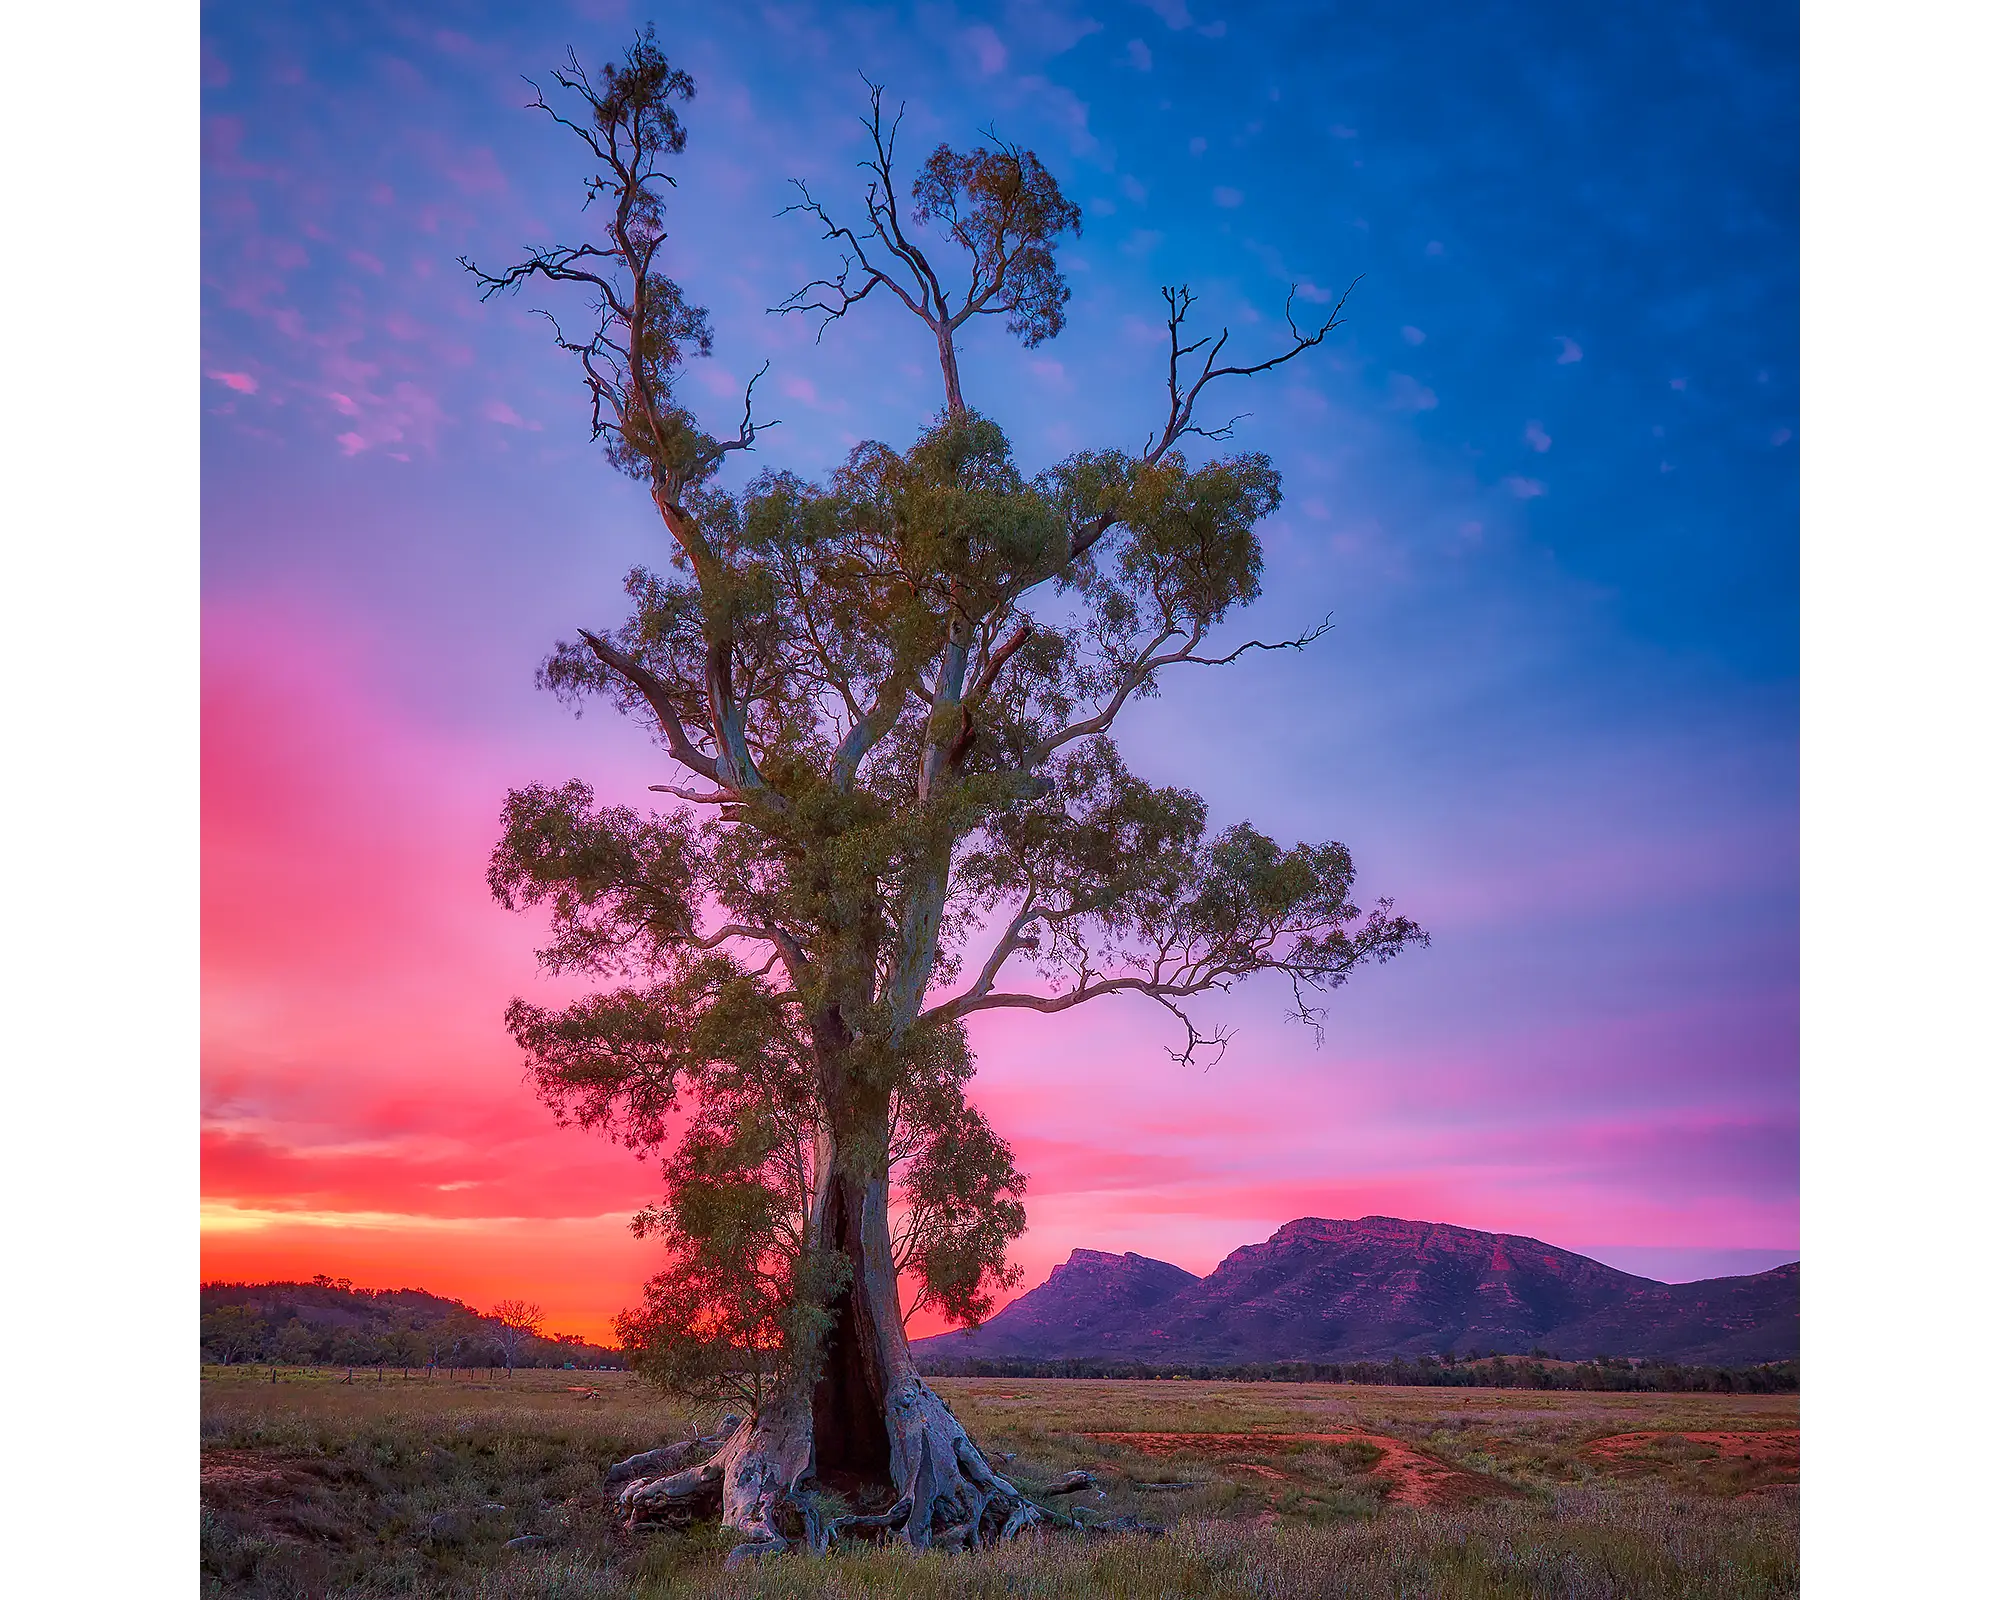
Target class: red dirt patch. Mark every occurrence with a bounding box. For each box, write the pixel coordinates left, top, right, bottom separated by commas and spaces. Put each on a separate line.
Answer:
1078, 1431, 1516, 1508
1735, 1482, 1801, 1503
201, 1449, 354, 1544
202, 1448, 321, 1498
1584, 1430, 1799, 1467
1584, 1430, 1799, 1497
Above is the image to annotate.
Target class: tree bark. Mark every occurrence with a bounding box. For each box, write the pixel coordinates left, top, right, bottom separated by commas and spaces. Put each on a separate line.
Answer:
610, 1116, 1047, 1558
938, 329, 966, 419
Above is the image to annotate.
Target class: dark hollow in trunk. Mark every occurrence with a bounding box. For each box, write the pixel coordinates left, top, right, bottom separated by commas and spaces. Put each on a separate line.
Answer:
811, 1176, 892, 1482
607, 1151, 1062, 1559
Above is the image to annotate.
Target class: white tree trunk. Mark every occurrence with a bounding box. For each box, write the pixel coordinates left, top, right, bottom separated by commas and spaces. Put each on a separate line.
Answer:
609, 1162, 1047, 1559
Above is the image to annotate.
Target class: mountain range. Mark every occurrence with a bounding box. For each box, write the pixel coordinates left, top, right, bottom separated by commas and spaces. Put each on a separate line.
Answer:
911, 1216, 1798, 1367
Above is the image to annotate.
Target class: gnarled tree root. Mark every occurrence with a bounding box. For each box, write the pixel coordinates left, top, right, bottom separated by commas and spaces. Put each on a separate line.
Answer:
606, 1378, 1092, 1560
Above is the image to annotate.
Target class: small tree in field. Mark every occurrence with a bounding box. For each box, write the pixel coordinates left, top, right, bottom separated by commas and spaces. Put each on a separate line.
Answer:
490, 1299, 546, 1374
200, 1305, 263, 1366
427, 1306, 483, 1372
273, 1319, 318, 1368
469, 28, 1423, 1556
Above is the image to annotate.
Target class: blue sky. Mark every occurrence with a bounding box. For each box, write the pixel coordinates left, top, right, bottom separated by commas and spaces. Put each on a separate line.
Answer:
200, 0, 1798, 1315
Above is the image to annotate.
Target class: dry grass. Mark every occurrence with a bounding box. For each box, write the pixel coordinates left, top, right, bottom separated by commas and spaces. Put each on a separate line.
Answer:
201, 1367, 1797, 1598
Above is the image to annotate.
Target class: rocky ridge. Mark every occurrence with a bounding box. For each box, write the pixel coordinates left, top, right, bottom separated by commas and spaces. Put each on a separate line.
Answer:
912, 1216, 1798, 1366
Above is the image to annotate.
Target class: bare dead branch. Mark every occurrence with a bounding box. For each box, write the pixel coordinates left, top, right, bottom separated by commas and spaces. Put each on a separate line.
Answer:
1143, 279, 1360, 462
1183, 613, 1334, 666
774, 78, 1079, 417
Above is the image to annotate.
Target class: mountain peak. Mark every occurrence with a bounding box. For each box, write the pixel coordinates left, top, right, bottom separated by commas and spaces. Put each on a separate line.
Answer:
919, 1246, 1198, 1357
1270, 1215, 1443, 1243
913, 1215, 1797, 1366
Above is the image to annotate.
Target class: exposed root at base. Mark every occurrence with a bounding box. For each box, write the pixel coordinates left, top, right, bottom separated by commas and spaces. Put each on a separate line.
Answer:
605, 1381, 1155, 1562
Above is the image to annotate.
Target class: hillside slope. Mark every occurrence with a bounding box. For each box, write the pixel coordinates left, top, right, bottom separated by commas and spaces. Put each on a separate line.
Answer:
928, 1248, 1201, 1359
199, 1279, 621, 1367
912, 1216, 1798, 1366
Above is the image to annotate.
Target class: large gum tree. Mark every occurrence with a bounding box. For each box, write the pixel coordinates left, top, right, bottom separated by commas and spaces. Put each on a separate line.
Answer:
468, 29, 1424, 1560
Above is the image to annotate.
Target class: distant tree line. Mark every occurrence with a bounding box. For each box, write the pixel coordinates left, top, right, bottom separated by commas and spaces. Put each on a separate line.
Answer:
199, 1277, 626, 1371
916, 1352, 1799, 1394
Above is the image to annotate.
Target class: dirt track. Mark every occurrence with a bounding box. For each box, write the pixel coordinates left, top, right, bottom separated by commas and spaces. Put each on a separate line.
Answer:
1584, 1430, 1799, 1467
1079, 1430, 1517, 1507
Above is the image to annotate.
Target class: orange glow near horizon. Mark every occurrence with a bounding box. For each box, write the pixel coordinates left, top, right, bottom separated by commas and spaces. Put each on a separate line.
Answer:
201, 599, 1796, 1344
199, 602, 1013, 1343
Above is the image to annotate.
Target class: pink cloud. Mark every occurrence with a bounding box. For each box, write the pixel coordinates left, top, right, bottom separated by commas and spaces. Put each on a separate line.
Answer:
962, 25, 1008, 75
482, 399, 542, 431
1388, 372, 1438, 411
204, 115, 273, 181
209, 371, 259, 394
439, 144, 508, 197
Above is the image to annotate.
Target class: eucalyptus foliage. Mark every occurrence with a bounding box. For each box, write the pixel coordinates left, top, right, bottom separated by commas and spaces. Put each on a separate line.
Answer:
470, 27, 1424, 1420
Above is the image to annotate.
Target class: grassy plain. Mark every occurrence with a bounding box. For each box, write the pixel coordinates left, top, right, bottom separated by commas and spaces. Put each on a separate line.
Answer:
201, 1366, 1798, 1598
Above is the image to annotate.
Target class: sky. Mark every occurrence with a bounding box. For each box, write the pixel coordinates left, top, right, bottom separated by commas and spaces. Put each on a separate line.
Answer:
200, 0, 1798, 1342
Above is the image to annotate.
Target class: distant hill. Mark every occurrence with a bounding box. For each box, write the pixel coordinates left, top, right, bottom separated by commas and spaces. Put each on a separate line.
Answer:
199, 1279, 624, 1368
958, 1248, 1201, 1357
912, 1217, 1798, 1367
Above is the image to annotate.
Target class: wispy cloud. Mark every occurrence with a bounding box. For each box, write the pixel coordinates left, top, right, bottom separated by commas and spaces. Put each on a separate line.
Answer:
1134, 0, 1194, 28
481, 399, 542, 431
1387, 372, 1438, 411
962, 24, 1008, 76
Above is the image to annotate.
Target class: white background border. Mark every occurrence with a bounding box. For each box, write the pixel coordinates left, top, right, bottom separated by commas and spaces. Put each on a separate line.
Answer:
4, 1, 1992, 1591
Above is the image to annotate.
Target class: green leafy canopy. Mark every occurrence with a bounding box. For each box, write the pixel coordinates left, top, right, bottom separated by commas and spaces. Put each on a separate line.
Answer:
467, 29, 1425, 1390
